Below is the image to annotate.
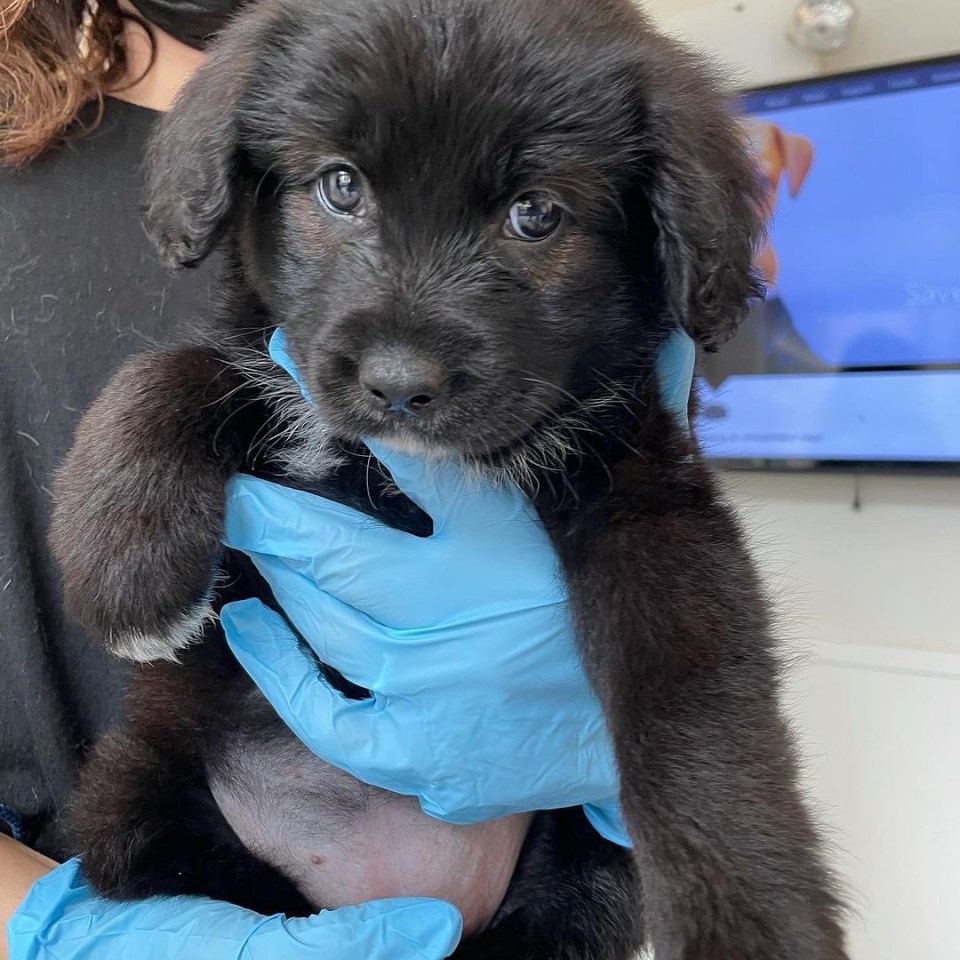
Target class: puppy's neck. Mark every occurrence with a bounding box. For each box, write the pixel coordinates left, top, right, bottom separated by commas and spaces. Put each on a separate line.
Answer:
474, 371, 681, 512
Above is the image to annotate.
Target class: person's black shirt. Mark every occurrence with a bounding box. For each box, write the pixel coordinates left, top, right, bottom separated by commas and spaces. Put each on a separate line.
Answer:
0, 99, 217, 857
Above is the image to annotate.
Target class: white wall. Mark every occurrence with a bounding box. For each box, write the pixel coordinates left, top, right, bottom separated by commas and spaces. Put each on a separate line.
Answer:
729, 472, 959, 654
639, 3, 960, 958
644, 0, 960, 84
737, 473, 960, 959
645, 0, 820, 85
784, 643, 960, 960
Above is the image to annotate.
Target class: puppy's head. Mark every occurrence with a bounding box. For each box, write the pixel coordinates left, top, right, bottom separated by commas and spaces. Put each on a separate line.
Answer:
147, 0, 764, 456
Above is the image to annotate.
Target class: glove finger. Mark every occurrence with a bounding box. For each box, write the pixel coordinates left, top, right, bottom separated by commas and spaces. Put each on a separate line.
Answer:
221, 599, 379, 766
278, 899, 463, 960
582, 801, 633, 848
236, 552, 401, 688
224, 473, 412, 577
363, 439, 533, 536
222, 600, 429, 796
361, 439, 471, 529
656, 327, 695, 429
268, 327, 313, 403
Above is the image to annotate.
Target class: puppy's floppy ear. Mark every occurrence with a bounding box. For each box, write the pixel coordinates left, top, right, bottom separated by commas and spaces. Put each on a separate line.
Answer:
638, 48, 767, 351
144, 1, 280, 268
145, 62, 245, 267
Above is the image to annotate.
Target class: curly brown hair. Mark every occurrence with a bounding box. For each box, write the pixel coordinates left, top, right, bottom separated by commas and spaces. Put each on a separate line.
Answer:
0, 0, 145, 165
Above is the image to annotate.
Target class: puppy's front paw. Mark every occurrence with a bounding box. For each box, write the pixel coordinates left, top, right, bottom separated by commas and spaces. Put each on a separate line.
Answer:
50, 348, 245, 661
50, 450, 225, 661
105, 600, 216, 663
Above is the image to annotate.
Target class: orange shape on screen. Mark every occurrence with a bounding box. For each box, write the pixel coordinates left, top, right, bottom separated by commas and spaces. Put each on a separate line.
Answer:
749, 121, 815, 288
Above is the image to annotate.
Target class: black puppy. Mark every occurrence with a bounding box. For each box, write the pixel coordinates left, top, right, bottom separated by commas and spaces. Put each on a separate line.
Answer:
51, 0, 849, 957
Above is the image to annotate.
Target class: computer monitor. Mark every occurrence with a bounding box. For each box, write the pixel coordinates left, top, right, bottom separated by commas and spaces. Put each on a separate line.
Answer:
697, 55, 960, 470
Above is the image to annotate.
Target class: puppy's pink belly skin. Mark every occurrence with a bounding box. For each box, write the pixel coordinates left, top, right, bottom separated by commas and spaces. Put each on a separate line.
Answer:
209, 737, 532, 936
299, 804, 533, 934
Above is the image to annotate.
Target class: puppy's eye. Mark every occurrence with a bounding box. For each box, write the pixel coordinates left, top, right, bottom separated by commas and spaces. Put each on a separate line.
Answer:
506, 192, 563, 241
316, 166, 364, 215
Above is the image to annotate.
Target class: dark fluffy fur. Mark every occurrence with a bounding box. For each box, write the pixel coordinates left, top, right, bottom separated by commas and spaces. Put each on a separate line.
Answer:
51, 0, 848, 957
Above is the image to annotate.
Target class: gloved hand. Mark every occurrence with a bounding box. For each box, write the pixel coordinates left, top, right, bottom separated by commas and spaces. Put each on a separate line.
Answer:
221, 329, 695, 843
8, 858, 462, 960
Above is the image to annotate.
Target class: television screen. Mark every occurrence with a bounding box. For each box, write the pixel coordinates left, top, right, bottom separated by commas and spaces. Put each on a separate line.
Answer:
697, 56, 960, 469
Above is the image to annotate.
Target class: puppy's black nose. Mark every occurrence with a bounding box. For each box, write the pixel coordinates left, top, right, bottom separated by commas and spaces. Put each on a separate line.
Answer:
359, 350, 444, 416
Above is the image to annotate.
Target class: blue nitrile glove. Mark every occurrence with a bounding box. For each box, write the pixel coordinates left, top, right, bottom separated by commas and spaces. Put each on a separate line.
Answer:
8, 858, 462, 960
656, 327, 697, 430
220, 328, 695, 845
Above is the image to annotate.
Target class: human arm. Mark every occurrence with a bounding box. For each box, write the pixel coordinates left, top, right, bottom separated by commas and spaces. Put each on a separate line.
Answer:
0, 836, 56, 960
